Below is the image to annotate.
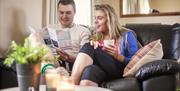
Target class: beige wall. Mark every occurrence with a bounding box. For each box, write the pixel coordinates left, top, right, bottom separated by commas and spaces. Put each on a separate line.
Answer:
149, 0, 180, 12
95, 0, 120, 18
95, 0, 180, 25
0, 0, 43, 57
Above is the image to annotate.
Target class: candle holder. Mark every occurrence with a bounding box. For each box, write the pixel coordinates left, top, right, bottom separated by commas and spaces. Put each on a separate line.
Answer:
57, 76, 75, 91
45, 69, 60, 91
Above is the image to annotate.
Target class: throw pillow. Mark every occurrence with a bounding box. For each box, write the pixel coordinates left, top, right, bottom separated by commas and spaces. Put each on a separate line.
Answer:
123, 39, 163, 77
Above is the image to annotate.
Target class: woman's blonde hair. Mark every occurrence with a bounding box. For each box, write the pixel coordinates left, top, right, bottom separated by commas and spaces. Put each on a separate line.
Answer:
92, 4, 126, 41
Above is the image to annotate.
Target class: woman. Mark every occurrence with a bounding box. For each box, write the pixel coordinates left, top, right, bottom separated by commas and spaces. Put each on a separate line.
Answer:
70, 4, 139, 86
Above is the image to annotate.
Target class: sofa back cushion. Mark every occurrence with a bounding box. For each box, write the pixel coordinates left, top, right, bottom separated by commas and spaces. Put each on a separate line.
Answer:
135, 60, 179, 81
125, 24, 180, 60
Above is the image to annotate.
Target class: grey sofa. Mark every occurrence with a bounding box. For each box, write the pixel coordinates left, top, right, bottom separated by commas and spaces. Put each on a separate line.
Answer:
101, 23, 180, 91
1, 23, 180, 91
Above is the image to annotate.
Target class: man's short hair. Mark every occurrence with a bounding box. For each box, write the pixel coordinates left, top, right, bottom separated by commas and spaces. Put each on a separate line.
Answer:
57, 0, 76, 13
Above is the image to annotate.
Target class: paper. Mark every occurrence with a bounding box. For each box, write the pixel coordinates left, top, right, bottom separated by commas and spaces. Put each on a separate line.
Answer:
28, 26, 36, 33
47, 28, 59, 48
42, 28, 80, 56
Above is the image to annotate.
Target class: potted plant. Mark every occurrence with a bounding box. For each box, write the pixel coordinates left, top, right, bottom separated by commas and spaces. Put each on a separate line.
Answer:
4, 33, 55, 91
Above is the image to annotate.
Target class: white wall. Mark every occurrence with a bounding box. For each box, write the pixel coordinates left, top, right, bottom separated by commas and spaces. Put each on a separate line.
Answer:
74, 0, 92, 25
0, 0, 43, 57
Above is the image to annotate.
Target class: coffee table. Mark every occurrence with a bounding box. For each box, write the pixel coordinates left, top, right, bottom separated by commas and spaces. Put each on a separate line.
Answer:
75, 86, 112, 91
1, 85, 112, 91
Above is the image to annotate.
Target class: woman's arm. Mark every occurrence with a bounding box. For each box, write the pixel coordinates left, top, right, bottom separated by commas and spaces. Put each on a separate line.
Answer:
122, 31, 139, 64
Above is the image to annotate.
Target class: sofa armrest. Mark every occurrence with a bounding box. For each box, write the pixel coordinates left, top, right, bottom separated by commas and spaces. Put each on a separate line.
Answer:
0, 58, 16, 72
135, 59, 179, 81
0, 58, 18, 89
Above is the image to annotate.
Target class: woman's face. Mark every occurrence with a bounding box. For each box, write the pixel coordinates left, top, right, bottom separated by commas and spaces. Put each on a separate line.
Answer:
95, 10, 108, 33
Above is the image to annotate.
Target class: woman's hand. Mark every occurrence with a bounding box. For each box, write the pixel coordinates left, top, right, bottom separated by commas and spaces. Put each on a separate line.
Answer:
103, 44, 124, 62
102, 44, 117, 56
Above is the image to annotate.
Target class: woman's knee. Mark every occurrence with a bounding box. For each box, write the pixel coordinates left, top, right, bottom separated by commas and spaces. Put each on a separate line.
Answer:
81, 65, 106, 84
79, 42, 95, 58
80, 80, 98, 86
81, 42, 92, 50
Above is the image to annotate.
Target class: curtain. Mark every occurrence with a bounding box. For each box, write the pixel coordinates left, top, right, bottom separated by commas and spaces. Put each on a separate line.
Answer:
138, 0, 150, 14
124, 0, 139, 14
123, 0, 150, 14
42, 0, 59, 27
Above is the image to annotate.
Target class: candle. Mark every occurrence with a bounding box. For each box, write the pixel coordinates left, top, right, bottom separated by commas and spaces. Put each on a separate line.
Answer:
45, 70, 60, 91
57, 76, 75, 91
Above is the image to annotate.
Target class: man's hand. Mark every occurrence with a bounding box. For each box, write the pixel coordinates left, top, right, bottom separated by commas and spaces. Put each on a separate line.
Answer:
55, 48, 76, 63
56, 48, 70, 61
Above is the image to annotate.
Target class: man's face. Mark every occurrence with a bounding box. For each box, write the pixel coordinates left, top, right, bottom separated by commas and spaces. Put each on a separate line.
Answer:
57, 4, 75, 27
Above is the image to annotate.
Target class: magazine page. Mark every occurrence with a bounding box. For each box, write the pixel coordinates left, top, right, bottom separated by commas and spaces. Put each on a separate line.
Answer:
44, 28, 79, 56
28, 26, 48, 45
47, 28, 59, 48
42, 29, 52, 47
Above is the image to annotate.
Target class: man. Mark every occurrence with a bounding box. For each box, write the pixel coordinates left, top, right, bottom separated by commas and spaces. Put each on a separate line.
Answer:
42, 0, 91, 72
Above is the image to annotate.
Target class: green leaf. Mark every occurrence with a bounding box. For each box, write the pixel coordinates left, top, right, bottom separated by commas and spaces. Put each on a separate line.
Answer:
4, 37, 48, 67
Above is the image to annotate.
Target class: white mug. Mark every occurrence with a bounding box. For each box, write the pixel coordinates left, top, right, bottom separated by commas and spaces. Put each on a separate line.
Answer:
103, 40, 115, 47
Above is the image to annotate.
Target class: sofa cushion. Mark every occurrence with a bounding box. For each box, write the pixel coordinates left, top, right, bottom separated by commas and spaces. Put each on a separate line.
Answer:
170, 24, 180, 59
101, 77, 140, 91
135, 60, 180, 81
123, 39, 163, 77
126, 24, 180, 60
142, 75, 177, 91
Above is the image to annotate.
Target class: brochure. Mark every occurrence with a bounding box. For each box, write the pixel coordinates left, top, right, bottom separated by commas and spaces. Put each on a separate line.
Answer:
47, 28, 59, 48
44, 28, 80, 55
